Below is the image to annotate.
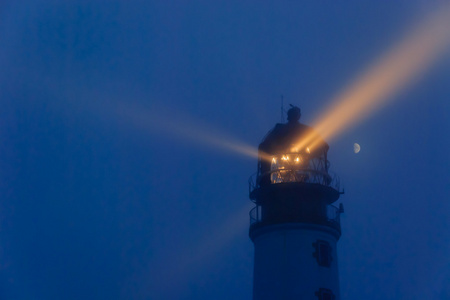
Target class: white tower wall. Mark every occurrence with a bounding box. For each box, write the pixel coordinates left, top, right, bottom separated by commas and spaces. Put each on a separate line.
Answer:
252, 223, 340, 300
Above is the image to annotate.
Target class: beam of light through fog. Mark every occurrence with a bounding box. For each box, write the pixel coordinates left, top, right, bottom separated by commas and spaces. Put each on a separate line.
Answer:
109, 4, 450, 162
294, 5, 450, 151
144, 203, 253, 299
113, 102, 260, 159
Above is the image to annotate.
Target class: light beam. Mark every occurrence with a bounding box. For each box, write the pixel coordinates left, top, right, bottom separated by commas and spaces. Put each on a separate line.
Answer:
113, 102, 260, 159
295, 5, 450, 150
141, 203, 253, 299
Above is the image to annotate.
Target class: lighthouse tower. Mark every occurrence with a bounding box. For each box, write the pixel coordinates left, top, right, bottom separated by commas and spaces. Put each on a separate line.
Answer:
248, 106, 343, 300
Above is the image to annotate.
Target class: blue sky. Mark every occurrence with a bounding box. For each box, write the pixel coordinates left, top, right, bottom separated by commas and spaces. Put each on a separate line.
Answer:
1, 1, 449, 299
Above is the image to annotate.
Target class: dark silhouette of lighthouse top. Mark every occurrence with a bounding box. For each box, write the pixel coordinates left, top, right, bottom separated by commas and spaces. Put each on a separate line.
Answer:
249, 106, 342, 240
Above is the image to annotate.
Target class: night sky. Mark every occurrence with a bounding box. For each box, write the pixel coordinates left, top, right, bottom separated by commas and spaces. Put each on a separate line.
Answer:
1, 1, 450, 299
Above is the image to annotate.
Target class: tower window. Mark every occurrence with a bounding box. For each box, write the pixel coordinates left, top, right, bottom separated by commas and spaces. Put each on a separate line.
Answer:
315, 288, 335, 300
312, 240, 332, 267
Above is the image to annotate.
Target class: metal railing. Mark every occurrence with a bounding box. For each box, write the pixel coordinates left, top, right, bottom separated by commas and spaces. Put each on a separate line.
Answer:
326, 204, 341, 224
248, 168, 340, 196
249, 204, 341, 227
249, 205, 261, 226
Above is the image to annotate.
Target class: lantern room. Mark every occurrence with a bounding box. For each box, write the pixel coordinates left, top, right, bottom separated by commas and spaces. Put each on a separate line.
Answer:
251, 106, 339, 195
248, 106, 342, 235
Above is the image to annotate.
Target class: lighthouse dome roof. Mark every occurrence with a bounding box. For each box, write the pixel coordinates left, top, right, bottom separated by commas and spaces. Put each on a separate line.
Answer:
258, 121, 328, 156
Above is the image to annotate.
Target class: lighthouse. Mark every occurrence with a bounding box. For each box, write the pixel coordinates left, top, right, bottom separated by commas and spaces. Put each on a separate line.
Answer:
248, 106, 343, 300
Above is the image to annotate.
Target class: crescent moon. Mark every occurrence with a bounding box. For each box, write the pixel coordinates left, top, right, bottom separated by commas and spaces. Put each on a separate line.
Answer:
354, 143, 361, 153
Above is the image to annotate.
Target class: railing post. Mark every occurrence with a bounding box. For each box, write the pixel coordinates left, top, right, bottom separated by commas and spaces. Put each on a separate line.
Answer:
257, 205, 259, 223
